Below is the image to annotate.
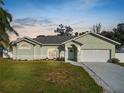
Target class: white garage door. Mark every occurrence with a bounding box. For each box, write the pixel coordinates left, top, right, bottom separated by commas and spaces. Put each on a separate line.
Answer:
80, 50, 110, 62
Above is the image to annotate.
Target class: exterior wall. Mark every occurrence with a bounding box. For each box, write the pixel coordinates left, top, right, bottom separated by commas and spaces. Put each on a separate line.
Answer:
75, 34, 115, 58
13, 41, 65, 60
34, 45, 41, 59
14, 41, 34, 60
41, 45, 64, 59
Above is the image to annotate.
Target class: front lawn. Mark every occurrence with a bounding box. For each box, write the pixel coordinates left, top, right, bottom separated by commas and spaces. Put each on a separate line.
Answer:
0, 59, 102, 93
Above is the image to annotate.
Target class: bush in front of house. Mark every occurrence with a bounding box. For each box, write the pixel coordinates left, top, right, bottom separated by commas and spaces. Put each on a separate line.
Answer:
108, 58, 120, 63
56, 57, 65, 61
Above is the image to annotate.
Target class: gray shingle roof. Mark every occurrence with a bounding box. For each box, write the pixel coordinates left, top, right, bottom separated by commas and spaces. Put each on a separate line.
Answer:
33, 35, 75, 44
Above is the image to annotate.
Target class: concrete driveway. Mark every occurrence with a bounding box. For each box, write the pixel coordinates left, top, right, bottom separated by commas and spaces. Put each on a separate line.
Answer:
81, 62, 124, 93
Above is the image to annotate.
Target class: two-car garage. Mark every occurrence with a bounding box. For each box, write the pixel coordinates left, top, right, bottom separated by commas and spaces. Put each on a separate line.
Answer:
80, 50, 111, 62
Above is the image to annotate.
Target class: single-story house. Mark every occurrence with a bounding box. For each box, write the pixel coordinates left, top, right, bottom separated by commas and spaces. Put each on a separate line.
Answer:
11, 32, 120, 62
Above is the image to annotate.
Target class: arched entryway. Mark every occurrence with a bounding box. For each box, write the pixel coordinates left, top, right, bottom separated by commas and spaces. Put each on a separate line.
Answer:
68, 44, 78, 61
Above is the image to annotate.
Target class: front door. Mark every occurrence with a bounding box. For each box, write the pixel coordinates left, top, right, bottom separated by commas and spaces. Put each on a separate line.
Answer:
68, 48, 74, 60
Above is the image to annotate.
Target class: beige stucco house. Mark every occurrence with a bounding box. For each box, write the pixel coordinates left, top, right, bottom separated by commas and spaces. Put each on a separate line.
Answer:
11, 32, 120, 62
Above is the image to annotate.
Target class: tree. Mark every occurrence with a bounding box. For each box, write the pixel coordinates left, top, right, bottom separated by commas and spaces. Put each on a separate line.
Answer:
117, 23, 124, 32
113, 23, 124, 45
100, 23, 124, 46
79, 32, 84, 36
100, 31, 115, 40
0, 0, 18, 57
75, 32, 79, 37
54, 24, 73, 36
92, 23, 102, 34
64, 26, 73, 36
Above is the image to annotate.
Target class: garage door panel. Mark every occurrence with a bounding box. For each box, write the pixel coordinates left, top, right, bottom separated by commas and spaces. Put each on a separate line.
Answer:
81, 50, 110, 62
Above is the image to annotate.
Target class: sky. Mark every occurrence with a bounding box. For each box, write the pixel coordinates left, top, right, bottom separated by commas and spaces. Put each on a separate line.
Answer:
4, 0, 124, 40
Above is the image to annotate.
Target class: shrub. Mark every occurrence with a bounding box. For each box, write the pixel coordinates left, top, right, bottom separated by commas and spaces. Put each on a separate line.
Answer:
108, 58, 120, 64
56, 57, 65, 61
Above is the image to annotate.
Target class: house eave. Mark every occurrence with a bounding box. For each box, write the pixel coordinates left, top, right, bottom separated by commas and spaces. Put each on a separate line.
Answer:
12, 37, 42, 46
42, 44, 61, 46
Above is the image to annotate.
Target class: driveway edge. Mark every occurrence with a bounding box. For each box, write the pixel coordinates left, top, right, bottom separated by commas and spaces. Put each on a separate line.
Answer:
69, 62, 115, 93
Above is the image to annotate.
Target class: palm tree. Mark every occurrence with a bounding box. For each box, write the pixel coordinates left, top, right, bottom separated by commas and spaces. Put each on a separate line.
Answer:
0, 0, 18, 57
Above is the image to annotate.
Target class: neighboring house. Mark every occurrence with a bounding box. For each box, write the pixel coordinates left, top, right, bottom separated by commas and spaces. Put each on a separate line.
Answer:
11, 32, 120, 62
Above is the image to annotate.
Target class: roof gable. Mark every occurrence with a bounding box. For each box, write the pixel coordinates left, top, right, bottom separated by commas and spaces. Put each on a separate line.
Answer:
63, 32, 121, 45
12, 37, 42, 46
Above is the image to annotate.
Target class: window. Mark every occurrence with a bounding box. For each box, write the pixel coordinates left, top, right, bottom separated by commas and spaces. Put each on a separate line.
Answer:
47, 48, 58, 59
19, 43, 31, 49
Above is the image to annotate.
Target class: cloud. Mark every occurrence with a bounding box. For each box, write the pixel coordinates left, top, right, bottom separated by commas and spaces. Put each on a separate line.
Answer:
12, 24, 24, 29
11, 17, 90, 41
11, 24, 57, 40
13, 17, 52, 26
10, 17, 57, 40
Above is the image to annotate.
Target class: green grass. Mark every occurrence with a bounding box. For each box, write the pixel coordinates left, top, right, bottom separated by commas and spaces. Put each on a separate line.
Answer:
0, 59, 102, 93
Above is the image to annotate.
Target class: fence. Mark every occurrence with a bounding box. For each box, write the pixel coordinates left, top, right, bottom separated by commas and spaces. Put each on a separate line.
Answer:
115, 53, 124, 63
